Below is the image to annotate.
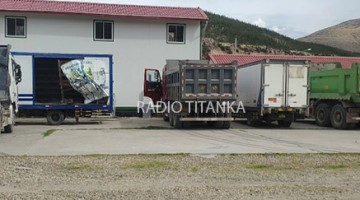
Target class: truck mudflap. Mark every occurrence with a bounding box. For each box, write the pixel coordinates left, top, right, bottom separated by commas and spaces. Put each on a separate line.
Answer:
347, 107, 360, 123
180, 117, 234, 122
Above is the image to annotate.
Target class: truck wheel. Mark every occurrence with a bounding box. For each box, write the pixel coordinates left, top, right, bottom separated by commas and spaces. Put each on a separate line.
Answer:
169, 112, 174, 127
3, 124, 13, 134
223, 121, 231, 129
330, 104, 350, 129
47, 110, 65, 125
173, 114, 183, 129
182, 122, 190, 129
247, 119, 260, 127
163, 112, 169, 122
315, 103, 331, 127
247, 117, 261, 127
2, 105, 14, 134
246, 112, 261, 127
277, 120, 292, 128
214, 122, 224, 129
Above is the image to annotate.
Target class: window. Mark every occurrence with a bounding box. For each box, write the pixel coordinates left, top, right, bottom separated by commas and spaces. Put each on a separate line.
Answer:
94, 20, 114, 41
5, 17, 26, 38
167, 24, 185, 43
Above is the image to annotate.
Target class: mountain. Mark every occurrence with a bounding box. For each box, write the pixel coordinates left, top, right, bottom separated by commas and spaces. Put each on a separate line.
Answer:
299, 19, 360, 53
203, 12, 360, 57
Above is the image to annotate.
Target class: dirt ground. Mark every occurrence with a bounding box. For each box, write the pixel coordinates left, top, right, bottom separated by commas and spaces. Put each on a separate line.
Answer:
0, 153, 359, 200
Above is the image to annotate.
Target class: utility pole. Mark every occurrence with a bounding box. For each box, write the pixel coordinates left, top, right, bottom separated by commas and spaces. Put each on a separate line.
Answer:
235, 35, 238, 49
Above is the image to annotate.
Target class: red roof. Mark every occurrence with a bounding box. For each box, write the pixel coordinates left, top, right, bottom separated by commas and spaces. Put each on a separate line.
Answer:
209, 54, 360, 68
0, 0, 208, 21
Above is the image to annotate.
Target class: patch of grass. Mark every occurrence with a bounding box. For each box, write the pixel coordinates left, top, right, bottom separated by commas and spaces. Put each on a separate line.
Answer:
126, 161, 171, 170
153, 153, 190, 157
43, 129, 57, 137
245, 164, 272, 169
84, 154, 111, 158
110, 126, 171, 130
63, 162, 95, 171
317, 164, 347, 169
191, 167, 200, 173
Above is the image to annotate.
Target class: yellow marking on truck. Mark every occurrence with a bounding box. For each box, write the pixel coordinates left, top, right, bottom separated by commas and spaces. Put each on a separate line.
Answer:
268, 97, 277, 103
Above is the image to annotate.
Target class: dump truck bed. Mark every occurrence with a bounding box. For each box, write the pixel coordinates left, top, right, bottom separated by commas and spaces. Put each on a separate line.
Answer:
310, 63, 360, 103
165, 60, 237, 102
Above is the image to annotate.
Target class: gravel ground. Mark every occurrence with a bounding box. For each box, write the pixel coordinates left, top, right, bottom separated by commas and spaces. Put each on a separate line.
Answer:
0, 154, 359, 200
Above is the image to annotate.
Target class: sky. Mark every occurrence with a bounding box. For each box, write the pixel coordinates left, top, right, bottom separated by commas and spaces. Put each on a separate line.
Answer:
61, 0, 360, 39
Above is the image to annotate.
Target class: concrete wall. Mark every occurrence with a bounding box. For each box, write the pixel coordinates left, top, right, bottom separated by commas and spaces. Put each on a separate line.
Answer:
0, 12, 202, 108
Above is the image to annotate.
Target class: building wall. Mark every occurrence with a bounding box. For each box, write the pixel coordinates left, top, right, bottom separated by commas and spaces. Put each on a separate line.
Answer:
0, 12, 202, 108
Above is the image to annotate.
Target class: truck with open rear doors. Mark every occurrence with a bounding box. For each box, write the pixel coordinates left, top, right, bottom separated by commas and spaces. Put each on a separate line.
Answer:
143, 60, 238, 129
13, 53, 113, 125
0, 45, 22, 133
234, 59, 309, 127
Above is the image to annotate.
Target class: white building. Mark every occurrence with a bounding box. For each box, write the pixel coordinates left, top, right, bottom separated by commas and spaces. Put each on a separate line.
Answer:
0, 0, 208, 115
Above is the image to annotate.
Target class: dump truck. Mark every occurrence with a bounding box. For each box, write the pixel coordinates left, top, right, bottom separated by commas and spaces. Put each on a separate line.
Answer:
143, 60, 238, 129
0, 45, 22, 133
310, 63, 360, 129
12, 52, 113, 125
234, 59, 309, 127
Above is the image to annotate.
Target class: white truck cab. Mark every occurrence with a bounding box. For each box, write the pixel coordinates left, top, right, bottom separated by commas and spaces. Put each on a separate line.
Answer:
0, 45, 22, 133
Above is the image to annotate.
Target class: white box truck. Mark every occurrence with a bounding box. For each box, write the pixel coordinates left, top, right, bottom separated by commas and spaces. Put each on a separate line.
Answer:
0, 45, 22, 133
234, 59, 309, 127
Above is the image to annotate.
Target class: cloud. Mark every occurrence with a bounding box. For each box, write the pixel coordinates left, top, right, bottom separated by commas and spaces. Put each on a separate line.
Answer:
272, 26, 280, 32
252, 18, 266, 28
271, 26, 286, 33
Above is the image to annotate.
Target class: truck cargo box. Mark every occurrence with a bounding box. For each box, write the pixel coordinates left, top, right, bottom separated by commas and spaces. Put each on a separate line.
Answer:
236, 59, 310, 127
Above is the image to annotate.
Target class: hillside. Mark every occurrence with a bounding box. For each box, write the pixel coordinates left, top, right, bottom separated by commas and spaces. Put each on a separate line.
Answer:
203, 12, 360, 57
299, 19, 360, 53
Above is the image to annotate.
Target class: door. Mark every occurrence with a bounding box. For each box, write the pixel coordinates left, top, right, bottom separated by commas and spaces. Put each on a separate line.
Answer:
287, 64, 308, 108
263, 64, 285, 107
144, 69, 162, 103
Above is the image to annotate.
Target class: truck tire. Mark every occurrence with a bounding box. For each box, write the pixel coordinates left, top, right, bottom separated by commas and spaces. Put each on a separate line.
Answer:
214, 122, 224, 129
173, 113, 183, 129
315, 103, 331, 127
47, 110, 65, 125
169, 112, 174, 127
182, 122, 190, 129
163, 112, 169, 122
246, 112, 261, 127
277, 120, 292, 128
3, 124, 13, 134
247, 116, 261, 127
330, 104, 349, 129
247, 119, 261, 127
223, 121, 231, 129
2, 105, 14, 134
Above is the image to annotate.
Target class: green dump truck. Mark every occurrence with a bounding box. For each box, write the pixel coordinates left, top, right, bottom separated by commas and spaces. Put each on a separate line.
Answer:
310, 63, 360, 129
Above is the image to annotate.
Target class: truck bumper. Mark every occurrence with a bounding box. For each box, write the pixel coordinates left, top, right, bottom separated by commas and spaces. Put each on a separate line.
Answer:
264, 111, 295, 121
